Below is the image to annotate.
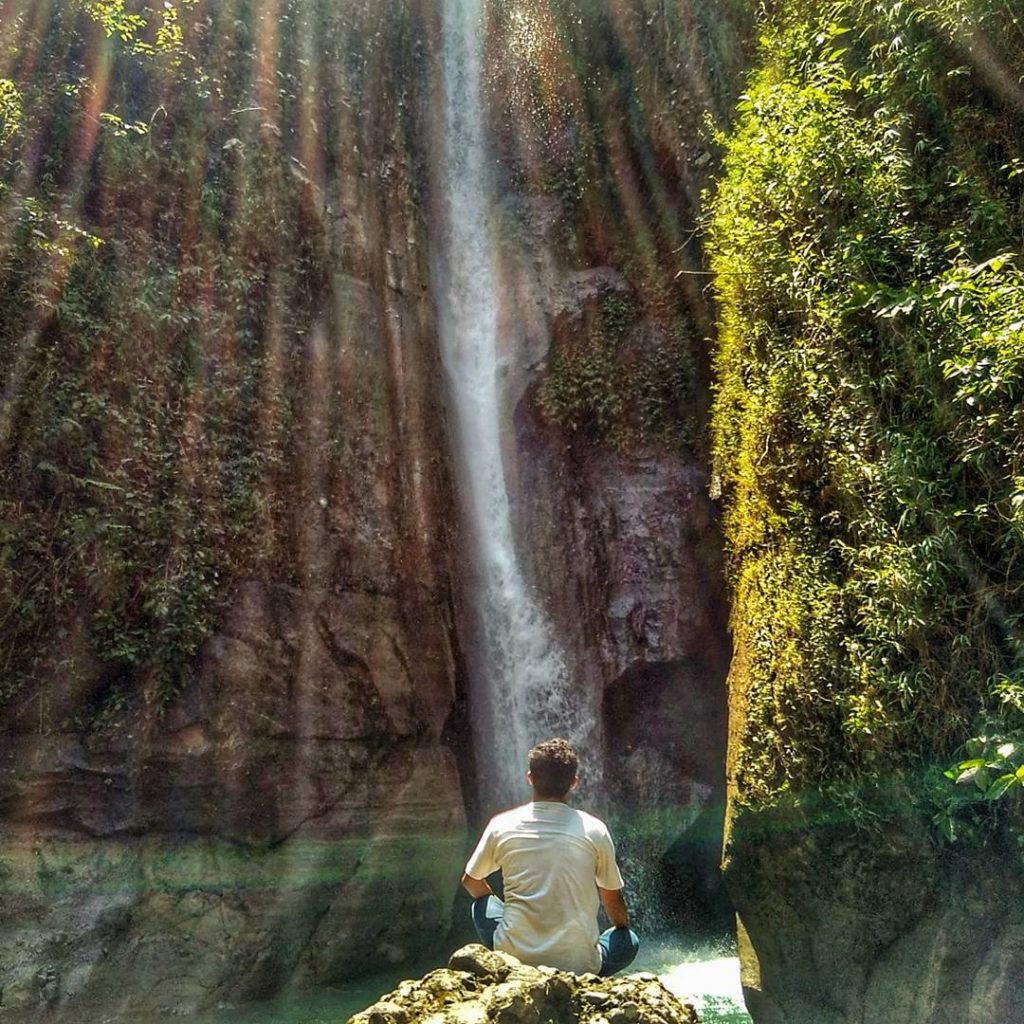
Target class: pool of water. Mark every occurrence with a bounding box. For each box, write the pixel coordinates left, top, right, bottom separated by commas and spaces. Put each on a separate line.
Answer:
634, 938, 752, 1024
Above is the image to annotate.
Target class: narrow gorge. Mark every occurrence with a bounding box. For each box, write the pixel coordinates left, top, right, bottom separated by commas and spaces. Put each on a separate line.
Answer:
1, 2, 1023, 1023
0, 0, 743, 1016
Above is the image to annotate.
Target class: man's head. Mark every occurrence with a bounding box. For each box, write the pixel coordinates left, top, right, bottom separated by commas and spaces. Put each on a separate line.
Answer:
527, 738, 579, 800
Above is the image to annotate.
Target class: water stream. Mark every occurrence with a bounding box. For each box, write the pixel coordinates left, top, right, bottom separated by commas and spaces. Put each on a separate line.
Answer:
433, 0, 589, 814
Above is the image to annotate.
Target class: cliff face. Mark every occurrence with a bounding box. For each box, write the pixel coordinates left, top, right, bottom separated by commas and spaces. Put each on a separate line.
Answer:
727, 808, 1024, 1024
0, 0, 756, 1015
478, 0, 751, 931
709, 1, 1024, 1019
0, 2, 466, 1015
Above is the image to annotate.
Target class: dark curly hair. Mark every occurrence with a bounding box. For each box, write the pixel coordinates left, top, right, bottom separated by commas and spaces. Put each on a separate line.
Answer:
528, 738, 579, 798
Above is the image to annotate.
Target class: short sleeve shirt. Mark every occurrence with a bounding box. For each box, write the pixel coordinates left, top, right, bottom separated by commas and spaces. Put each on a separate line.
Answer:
465, 801, 625, 974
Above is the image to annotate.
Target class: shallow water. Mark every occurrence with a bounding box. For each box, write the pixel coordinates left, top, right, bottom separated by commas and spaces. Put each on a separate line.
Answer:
635, 939, 752, 1024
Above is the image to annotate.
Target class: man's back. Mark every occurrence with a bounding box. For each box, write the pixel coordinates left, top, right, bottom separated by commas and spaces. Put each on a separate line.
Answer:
465, 801, 624, 974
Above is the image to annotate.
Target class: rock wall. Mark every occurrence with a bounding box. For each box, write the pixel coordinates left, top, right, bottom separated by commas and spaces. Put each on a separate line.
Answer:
476, 0, 751, 932
0, 1, 467, 1016
708, 1, 1024, 1020
0, 1, 759, 1017
725, 805, 1024, 1024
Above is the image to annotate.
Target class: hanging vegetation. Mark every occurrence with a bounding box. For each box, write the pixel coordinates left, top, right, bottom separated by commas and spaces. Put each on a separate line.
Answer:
709, 0, 1024, 836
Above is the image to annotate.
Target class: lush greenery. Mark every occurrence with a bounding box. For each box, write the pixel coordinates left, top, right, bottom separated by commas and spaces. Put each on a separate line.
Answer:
487, 0, 754, 451
708, 0, 1024, 834
0, 1, 402, 723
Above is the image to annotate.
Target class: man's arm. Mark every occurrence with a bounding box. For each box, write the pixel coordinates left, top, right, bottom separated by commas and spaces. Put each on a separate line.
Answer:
462, 872, 493, 899
598, 886, 630, 929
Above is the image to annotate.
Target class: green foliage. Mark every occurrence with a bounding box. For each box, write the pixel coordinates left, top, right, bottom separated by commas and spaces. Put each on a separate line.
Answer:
81, 0, 147, 41
0, 80, 21, 147
709, 0, 1024, 818
80, 0, 199, 61
933, 679, 1024, 839
537, 292, 697, 449
0, 0, 400, 721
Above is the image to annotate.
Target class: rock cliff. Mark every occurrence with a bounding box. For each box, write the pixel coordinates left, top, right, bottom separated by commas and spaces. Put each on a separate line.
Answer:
709, 1, 1024, 1020
0, 0, 755, 1016
0, 1, 466, 1015
476, 0, 750, 932
726, 804, 1024, 1024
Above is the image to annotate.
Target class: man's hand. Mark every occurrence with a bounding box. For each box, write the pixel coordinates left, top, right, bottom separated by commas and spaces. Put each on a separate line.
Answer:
462, 872, 493, 899
598, 886, 630, 929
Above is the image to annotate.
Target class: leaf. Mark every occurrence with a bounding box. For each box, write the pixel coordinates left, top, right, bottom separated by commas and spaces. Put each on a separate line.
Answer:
985, 774, 1017, 800
76, 477, 126, 493
934, 812, 956, 842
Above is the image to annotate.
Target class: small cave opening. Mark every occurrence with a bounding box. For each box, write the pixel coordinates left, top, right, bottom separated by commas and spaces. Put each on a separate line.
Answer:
602, 657, 733, 937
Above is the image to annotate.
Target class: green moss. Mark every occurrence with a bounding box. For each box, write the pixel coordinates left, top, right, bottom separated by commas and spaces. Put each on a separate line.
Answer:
0, 2, 385, 718
709, 0, 1024, 822
538, 292, 698, 449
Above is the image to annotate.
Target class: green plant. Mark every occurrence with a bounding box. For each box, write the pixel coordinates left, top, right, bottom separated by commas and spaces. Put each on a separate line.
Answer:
0, 79, 21, 146
0, 0, 373, 722
933, 678, 1024, 839
708, 0, 1024, 819
538, 292, 697, 449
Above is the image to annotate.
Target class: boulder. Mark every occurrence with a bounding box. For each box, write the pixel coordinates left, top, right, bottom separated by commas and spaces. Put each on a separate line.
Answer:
348, 945, 699, 1024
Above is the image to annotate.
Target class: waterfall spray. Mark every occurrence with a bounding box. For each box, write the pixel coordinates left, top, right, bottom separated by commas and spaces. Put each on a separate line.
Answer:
434, 0, 589, 815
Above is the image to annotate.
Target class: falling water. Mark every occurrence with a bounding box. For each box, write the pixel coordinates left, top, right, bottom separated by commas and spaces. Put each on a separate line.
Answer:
433, 0, 588, 814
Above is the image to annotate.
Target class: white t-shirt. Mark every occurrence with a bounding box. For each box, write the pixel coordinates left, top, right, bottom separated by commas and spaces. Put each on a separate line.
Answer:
464, 801, 625, 974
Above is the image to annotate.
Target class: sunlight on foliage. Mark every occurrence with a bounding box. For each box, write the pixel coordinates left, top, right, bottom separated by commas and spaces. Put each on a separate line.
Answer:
80, 0, 199, 64
0, 80, 21, 147
709, 0, 1024, 833
0, 0, 392, 718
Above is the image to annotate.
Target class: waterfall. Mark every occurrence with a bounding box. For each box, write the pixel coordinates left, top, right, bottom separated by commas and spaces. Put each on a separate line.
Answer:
434, 0, 588, 815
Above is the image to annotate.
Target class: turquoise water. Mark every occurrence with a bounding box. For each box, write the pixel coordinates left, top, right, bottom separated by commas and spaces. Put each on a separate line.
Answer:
179, 937, 751, 1024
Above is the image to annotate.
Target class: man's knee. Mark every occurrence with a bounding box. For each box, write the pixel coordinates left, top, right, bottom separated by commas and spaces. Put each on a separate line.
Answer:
471, 894, 504, 950
599, 926, 640, 976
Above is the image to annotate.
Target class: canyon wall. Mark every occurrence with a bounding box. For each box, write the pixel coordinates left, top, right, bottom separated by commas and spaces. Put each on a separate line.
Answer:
726, 805, 1024, 1024
710, 2, 1024, 1020
0, 3, 467, 1015
479, 0, 750, 931
0, 0, 757, 1016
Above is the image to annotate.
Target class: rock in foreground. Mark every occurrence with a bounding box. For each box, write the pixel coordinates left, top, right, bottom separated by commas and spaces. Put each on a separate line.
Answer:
348, 945, 699, 1024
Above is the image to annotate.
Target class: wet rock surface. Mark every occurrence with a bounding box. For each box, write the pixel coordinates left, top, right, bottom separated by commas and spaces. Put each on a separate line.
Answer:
473, 2, 740, 932
348, 945, 699, 1024
497, 205, 732, 933
726, 807, 1024, 1024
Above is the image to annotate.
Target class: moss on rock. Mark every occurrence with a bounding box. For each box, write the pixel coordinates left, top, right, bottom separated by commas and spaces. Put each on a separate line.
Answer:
348, 946, 698, 1024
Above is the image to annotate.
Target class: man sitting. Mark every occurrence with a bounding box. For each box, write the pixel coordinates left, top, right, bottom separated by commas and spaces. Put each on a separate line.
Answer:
461, 738, 640, 976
